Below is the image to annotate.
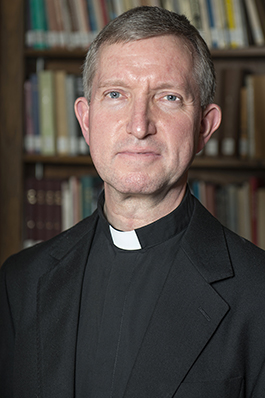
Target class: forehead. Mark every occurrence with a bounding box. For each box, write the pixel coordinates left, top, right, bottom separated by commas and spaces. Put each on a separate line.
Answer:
94, 35, 196, 85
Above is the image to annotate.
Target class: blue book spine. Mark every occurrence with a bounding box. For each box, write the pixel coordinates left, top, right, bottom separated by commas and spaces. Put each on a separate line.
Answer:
86, 0, 98, 32
30, 74, 41, 154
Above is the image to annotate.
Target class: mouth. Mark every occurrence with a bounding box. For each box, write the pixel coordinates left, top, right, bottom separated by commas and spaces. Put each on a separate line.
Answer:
118, 149, 160, 156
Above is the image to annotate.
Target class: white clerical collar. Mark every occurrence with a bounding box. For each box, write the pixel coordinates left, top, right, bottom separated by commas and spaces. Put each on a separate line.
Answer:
109, 225, 142, 250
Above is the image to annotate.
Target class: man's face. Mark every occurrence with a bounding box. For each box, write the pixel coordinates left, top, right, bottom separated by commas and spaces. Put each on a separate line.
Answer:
79, 35, 217, 200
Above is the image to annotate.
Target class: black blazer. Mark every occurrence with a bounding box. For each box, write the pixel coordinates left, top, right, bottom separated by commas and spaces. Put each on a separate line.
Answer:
1, 196, 265, 397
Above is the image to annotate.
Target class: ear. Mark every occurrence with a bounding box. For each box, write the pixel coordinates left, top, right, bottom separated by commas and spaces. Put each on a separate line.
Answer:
196, 103, 222, 154
74, 97, 90, 145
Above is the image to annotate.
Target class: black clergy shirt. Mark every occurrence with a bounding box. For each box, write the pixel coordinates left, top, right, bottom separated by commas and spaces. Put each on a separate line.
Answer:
75, 188, 195, 397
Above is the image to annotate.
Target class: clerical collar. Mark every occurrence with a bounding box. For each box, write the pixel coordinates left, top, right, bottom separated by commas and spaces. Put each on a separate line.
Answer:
97, 187, 194, 251
109, 226, 142, 250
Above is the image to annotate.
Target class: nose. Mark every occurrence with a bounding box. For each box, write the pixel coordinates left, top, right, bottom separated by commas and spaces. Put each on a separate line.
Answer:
126, 98, 156, 139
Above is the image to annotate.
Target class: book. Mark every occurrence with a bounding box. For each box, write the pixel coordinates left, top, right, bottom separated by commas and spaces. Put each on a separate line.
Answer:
24, 177, 39, 247
246, 74, 265, 159
81, 175, 95, 218
69, 176, 82, 225
75, 76, 90, 155
45, 0, 60, 47
100, 0, 110, 25
189, 0, 203, 34
24, 79, 35, 154
54, 70, 69, 155
254, 0, 265, 39
92, 0, 105, 31
215, 185, 229, 227
244, 0, 265, 46
74, 0, 92, 47
44, 179, 63, 240
225, 183, 238, 234
25, 0, 35, 47
224, 0, 243, 48
66, 74, 79, 155
61, 180, 73, 231
249, 177, 264, 245
204, 65, 225, 156
239, 85, 249, 158
60, 0, 76, 47
38, 70, 56, 155
29, 0, 48, 49
237, 181, 251, 241
232, 0, 249, 47
112, 0, 126, 16
67, 0, 82, 47
212, 0, 229, 48
198, 0, 212, 47
30, 74, 41, 153
205, 0, 219, 48
220, 68, 244, 157
86, 0, 99, 32
24, 177, 63, 247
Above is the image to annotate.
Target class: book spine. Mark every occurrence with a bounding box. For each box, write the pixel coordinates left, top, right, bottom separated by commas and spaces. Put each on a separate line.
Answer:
29, 0, 48, 49
205, 0, 219, 48
66, 75, 79, 155
54, 70, 70, 155
244, 0, 265, 45
86, 0, 99, 33
224, 0, 238, 48
220, 68, 244, 157
38, 70, 56, 155
24, 80, 35, 154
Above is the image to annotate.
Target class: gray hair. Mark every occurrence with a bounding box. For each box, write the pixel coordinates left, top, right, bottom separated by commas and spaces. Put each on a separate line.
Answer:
83, 6, 216, 108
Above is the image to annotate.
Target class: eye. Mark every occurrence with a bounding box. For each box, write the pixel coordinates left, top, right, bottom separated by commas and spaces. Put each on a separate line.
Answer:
165, 94, 178, 101
108, 91, 121, 99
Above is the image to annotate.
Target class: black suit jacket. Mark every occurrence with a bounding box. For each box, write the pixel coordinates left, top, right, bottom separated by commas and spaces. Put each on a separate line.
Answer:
1, 196, 265, 397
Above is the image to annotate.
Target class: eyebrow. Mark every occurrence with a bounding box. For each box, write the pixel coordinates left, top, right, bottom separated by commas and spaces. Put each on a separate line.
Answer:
97, 79, 130, 89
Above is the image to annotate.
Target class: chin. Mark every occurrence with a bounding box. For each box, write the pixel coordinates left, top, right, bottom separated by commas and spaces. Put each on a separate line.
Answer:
111, 175, 165, 196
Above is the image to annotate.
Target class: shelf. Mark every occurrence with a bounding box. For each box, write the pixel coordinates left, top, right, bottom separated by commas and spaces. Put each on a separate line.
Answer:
192, 157, 265, 169
23, 154, 265, 170
211, 46, 265, 58
24, 45, 265, 60
25, 48, 87, 59
23, 154, 93, 165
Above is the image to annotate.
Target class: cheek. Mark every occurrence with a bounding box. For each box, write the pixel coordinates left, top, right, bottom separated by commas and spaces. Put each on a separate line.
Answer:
165, 117, 197, 153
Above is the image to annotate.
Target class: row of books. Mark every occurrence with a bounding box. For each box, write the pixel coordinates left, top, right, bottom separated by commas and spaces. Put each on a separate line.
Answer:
165, 0, 265, 49
24, 174, 265, 250
25, 0, 265, 50
204, 69, 265, 159
25, 0, 159, 49
24, 70, 89, 156
24, 175, 103, 248
190, 177, 265, 250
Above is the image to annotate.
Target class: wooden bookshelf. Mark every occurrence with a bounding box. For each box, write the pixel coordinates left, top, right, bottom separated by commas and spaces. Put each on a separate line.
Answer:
1, 0, 265, 264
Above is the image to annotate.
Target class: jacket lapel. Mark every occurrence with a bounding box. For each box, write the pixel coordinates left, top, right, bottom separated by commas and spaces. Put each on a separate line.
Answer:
124, 199, 233, 398
36, 213, 98, 398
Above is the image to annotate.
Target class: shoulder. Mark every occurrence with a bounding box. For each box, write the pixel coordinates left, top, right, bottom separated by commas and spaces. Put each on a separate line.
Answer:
1, 210, 99, 282
190, 195, 265, 285
223, 226, 265, 284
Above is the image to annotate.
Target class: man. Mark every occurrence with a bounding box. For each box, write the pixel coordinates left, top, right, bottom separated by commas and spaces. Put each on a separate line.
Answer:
1, 6, 265, 398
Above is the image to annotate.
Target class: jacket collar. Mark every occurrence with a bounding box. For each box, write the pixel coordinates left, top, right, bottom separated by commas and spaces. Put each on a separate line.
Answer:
181, 196, 234, 283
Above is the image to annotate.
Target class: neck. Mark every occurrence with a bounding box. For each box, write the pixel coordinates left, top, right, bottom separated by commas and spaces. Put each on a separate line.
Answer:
103, 183, 187, 231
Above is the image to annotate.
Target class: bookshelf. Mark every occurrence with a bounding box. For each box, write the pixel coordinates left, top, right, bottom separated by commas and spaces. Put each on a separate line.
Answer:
1, 0, 265, 265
